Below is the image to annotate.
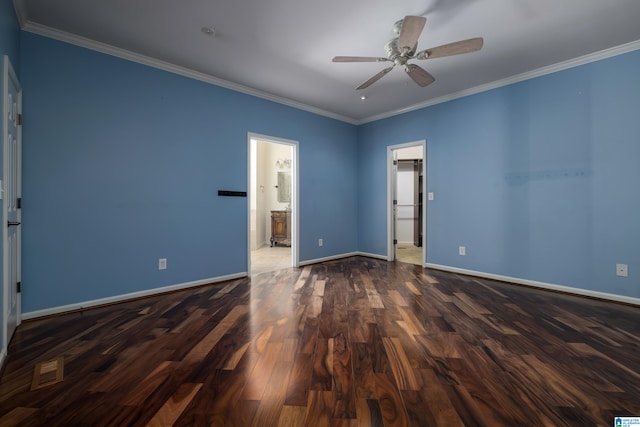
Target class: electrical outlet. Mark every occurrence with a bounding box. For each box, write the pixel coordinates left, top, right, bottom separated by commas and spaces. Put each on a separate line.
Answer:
616, 263, 628, 277
158, 258, 167, 270
318, 238, 323, 247
459, 246, 466, 256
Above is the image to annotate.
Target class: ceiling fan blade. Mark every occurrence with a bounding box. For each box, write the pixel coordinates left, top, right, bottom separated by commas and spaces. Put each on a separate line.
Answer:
405, 64, 435, 87
416, 37, 484, 59
333, 56, 389, 63
356, 66, 394, 90
397, 16, 426, 53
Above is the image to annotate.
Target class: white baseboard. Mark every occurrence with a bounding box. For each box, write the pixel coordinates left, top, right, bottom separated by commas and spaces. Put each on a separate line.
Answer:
356, 251, 389, 261
299, 252, 360, 266
426, 263, 640, 306
24, 258, 634, 321
299, 251, 390, 266
21, 272, 248, 320
22, 250, 382, 320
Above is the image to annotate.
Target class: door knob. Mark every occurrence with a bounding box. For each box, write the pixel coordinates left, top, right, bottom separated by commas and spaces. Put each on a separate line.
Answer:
7, 221, 20, 227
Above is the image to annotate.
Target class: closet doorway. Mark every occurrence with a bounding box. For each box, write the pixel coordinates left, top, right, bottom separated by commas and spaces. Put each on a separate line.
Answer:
248, 133, 299, 275
388, 141, 426, 266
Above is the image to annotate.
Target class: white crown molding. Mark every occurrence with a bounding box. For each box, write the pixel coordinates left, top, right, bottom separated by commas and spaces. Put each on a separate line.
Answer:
20, 21, 358, 125
15, 11, 640, 128
357, 39, 640, 124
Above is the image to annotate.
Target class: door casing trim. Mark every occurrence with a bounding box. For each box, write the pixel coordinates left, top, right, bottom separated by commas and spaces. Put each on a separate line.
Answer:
387, 140, 426, 264
247, 132, 299, 275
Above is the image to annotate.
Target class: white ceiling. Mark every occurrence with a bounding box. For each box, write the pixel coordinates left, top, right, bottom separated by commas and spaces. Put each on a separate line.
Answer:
15, 0, 640, 123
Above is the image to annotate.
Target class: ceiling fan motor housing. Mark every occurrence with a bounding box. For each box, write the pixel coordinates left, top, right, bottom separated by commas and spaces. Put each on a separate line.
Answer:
384, 38, 399, 59
385, 38, 416, 64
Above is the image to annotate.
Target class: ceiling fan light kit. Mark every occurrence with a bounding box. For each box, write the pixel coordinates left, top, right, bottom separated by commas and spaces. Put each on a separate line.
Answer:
333, 15, 483, 90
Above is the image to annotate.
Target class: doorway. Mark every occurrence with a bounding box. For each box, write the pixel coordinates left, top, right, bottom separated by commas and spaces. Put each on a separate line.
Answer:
388, 141, 426, 266
248, 133, 298, 275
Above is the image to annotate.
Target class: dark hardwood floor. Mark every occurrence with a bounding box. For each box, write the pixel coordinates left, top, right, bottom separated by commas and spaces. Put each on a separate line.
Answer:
1, 256, 639, 426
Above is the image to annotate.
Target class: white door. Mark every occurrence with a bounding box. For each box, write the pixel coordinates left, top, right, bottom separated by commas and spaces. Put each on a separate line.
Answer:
3, 56, 22, 348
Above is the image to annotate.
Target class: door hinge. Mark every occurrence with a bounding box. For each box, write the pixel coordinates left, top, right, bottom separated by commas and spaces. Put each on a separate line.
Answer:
17, 114, 22, 126
16, 282, 21, 293
393, 239, 398, 245
393, 199, 397, 205
17, 197, 21, 209
393, 160, 398, 165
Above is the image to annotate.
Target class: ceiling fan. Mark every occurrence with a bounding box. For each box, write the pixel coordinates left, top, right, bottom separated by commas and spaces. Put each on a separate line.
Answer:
333, 16, 483, 90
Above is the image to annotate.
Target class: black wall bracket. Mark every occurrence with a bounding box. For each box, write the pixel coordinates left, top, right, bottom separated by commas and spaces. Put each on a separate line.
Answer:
218, 190, 247, 197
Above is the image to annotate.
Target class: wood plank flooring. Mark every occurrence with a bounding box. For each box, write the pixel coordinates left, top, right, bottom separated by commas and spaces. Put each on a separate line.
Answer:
1, 256, 639, 426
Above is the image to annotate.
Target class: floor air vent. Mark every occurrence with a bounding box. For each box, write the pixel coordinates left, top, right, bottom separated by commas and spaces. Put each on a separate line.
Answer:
31, 357, 64, 391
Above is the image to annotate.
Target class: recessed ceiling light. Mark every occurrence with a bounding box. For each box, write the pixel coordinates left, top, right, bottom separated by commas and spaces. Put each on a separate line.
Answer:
201, 27, 216, 36
360, 95, 367, 100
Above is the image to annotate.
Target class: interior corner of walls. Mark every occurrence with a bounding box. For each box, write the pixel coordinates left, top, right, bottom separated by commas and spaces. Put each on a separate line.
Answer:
299, 252, 361, 266
356, 251, 388, 261
12, 0, 28, 28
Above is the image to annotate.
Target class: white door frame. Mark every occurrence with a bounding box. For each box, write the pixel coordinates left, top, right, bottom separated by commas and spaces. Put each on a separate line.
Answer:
247, 132, 299, 274
2, 55, 22, 359
387, 140, 426, 265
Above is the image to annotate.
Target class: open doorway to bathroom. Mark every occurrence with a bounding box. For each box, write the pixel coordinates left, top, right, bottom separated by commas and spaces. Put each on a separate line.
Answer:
248, 133, 298, 275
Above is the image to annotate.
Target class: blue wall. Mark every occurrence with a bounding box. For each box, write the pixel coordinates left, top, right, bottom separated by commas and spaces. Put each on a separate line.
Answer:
0, 0, 20, 71
16, 28, 640, 314
359, 50, 640, 298
20, 32, 358, 312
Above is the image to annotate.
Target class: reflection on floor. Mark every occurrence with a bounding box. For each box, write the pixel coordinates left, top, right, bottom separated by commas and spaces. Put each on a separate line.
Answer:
251, 245, 291, 274
396, 243, 423, 266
